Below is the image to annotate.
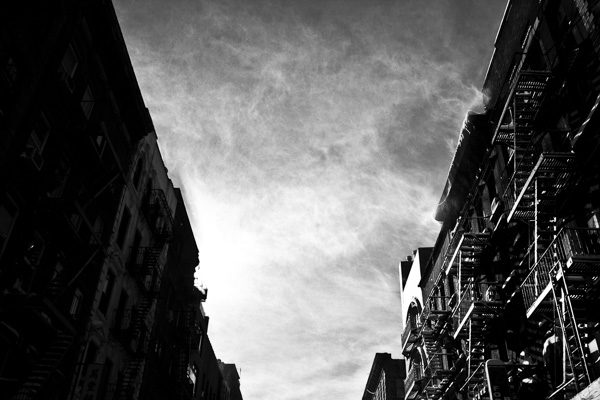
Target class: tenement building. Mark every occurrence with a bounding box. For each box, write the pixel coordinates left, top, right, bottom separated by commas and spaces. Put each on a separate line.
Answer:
400, 1, 600, 399
362, 353, 406, 400
0, 1, 239, 399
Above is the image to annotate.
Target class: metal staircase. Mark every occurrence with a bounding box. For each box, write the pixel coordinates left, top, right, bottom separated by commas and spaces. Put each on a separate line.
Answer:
111, 193, 169, 400
112, 320, 150, 400
11, 331, 74, 400
550, 268, 590, 396
519, 227, 600, 398
142, 189, 174, 246
129, 246, 163, 294
496, 70, 558, 263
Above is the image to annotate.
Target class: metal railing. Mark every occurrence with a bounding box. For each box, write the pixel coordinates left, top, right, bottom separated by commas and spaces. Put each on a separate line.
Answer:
128, 247, 159, 276
452, 279, 475, 334
521, 228, 600, 314
142, 189, 174, 244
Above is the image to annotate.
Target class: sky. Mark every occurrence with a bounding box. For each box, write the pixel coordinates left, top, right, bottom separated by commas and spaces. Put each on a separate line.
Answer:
113, 1, 507, 399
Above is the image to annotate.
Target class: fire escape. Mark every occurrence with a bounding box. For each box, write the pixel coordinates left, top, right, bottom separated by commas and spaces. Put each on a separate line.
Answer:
443, 229, 501, 400
112, 188, 174, 400
404, 232, 464, 400
520, 228, 600, 398
174, 287, 206, 399
499, 58, 598, 398
10, 331, 75, 400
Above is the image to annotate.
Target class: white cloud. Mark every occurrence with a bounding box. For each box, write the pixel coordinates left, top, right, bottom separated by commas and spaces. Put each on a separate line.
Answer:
114, 0, 507, 398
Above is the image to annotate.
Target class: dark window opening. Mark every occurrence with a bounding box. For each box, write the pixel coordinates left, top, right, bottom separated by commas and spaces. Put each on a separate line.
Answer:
81, 86, 95, 119
133, 157, 144, 191
114, 289, 128, 330
98, 270, 115, 315
116, 208, 131, 250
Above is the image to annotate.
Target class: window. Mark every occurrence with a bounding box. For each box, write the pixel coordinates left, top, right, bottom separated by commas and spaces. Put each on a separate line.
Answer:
90, 216, 103, 245
81, 86, 95, 119
98, 358, 113, 400
1, 56, 18, 88
70, 288, 83, 316
48, 157, 70, 198
70, 212, 82, 233
0, 194, 18, 256
188, 364, 198, 394
128, 230, 141, 265
24, 232, 45, 267
22, 112, 50, 171
114, 289, 128, 330
59, 44, 78, 92
116, 208, 131, 250
98, 270, 115, 315
29, 112, 50, 153
588, 211, 599, 229
91, 121, 107, 157
52, 261, 64, 282
133, 157, 144, 191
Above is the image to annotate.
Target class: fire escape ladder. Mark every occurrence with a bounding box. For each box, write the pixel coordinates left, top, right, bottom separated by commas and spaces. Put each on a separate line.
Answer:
496, 70, 551, 148
115, 356, 145, 400
114, 316, 151, 400
44, 247, 100, 301
111, 300, 154, 399
45, 272, 69, 300
142, 189, 174, 247
420, 327, 444, 399
465, 319, 487, 400
11, 331, 74, 400
176, 306, 190, 378
177, 332, 191, 394
549, 266, 592, 397
450, 281, 502, 400
447, 232, 490, 288
498, 70, 553, 232
131, 297, 154, 336
129, 246, 164, 297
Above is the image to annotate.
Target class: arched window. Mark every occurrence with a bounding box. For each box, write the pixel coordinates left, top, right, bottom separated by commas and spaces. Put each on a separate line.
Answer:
406, 299, 422, 331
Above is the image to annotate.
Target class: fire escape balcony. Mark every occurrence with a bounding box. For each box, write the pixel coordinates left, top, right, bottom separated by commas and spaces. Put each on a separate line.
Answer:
420, 356, 458, 400
495, 69, 554, 225
459, 362, 487, 400
451, 279, 502, 339
111, 309, 151, 356
401, 316, 422, 357
505, 152, 578, 223
142, 189, 174, 246
449, 280, 501, 400
127, 247, 163, 297
445, 231, 490, 282
178, 305, 202, 348
493, 69, 552, 147
521, 227, 600, 318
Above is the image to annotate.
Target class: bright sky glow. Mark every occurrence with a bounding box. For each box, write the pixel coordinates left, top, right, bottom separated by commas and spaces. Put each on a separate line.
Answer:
113, 1, 507, 398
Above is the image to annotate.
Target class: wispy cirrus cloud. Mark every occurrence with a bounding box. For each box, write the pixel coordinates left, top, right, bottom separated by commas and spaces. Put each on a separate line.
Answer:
114, 0, 506, 398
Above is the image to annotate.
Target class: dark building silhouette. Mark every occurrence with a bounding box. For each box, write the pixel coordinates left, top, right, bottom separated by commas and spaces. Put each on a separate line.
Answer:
0, 1, 240, 400
188, 307, 229, 400
400, 1, 600, 399
219, 361, 243, 400
362, 353, 406, 400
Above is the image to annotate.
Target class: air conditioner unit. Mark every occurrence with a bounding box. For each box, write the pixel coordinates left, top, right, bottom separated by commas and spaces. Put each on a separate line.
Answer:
22, 147, 44, 171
